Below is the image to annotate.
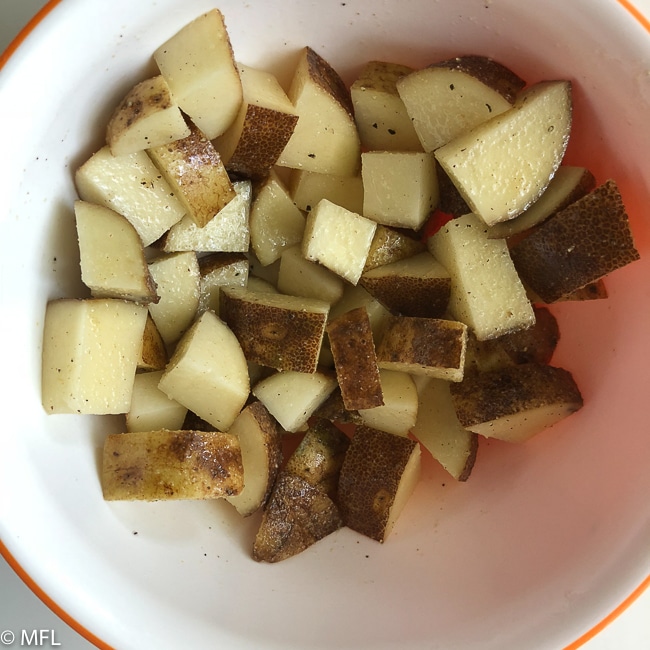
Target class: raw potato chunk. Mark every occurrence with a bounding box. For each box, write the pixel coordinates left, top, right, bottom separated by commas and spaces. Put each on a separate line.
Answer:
351, 61, 422, 152
126, 370, 187, 433
153, 9, 242, 140
106, 75, 191, 156
435, 80, 572, 226
363, 225, 426, 272
496, 306, 560, 365
198, 252, 249, 314
42, 298, 148, 414
147, 252, 200, 347
359, 251, 451, 318
509, 180, 640, 303
160, 180, 251, 254
397, 55, 524, 152
377, 314, 468, 382
102, 429, 243, 501
450, 363, 583, 443
138, 315, 168, 371
411, 376, 477, 481
357, 369, 418, 436
338, 426, 421, 542
225, 401, 283, 516
361, 151, 439, 230
428, 213, 535, 340
289, 169, 364, 215
250, 171, 306, 266
75, 146, 185, 247
221, 286, 329, 373
74, 200, 158, 304
158, 310, 250, 432
147, 121, 236, 228
302, 199, 377, 285
252, 370, 337, 432
327, 307, 383, 410
216, 64, 298, 179
278, 47, 361, 176
252, 473, 343, 563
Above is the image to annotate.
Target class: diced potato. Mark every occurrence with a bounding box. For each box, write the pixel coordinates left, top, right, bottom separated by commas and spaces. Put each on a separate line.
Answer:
289, 169, 364, 215
361, 151, 438, 230
428, 213, 535, 340
252, 370, 338, 433
312, 388, 363, 426
158, 310, 250, 432
125, 370, 187, 433
106, 75, 191, 156
363, 224, 426, 272
197, 252, 249, 314
496, 306, 560, 365
554, 280, 608, 302
42, 298, 148, 414
153, 9, 242, 140
75, 146, 185, 247
102, 429, 244, 500
302, 198, 377, 285
138, 314, 168, 372
357, 369, 418, 436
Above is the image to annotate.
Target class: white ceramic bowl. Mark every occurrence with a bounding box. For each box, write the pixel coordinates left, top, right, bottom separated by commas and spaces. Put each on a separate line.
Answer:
1, 1, 650, 649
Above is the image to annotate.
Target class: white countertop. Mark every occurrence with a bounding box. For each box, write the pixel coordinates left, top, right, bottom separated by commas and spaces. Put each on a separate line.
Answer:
1, 1, 650, 648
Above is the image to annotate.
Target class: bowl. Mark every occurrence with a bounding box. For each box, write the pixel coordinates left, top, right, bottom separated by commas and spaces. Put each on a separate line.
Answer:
1, 1, 650, 648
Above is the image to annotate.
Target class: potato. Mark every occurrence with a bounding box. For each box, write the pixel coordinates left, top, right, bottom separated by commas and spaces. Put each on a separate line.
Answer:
138, 314, 168, 372
363, 224, 426, 272
197, 252, 249, 315
102, 429, 244, 501
277, 47, 361, 176
75, 145, 186, 247
312, 388, 363, 426
289, 169, 364, 215
327, 306, 383, 410
338, 425, 421, 542
74, 200, 158, 304
225, 401, 283, 516
42, 298, 148, 414
510, 180, 640, 303
435, 80, 572, 226
153, 9, 242, 140
106, 75, 191, 157
220, 286, 329, 373
158, 310, 250, 432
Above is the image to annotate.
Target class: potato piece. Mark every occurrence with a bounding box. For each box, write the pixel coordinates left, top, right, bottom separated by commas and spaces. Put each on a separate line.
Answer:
75, 146, 185, 247
147, 252, 200, 347
351, 60, 422, 152
102, 429, 243, 501
216, 64, 298, 179
138, 314, 168, 371
436, 165, 471, 218
252, 473, 343, 563
302, 199, 377, 285
359, 251, 451, 318
252, 370, 337, 433
42, 298, 147, 414
250, 171, 306, 266
361, 151, 438, 230
435, 80, 572, 226
277, 246, 345, 305
225, 401, 283, 516
153, 9, 242, 140
554, 280, 608, 302
197, 252, 249, 315
357, 369, 418, 436
338, 426, 421, 542
277, 47, 361, 176
428, 213, 535, 340
363, 225, 426, 272
106, 75, 191, 156
377, 314, 468, 382
312, 388, 363, 426
75, 200, 158, 304
397, 55, 524, 152
450, 363, 583, 443
327, 307, 383, 410
510, 180, 640, 303
289, 169, 364, 215
221, 286, 329, 373
158, 310, 250, 432
159, 180, 251, 254
126, 370, 187, 433
411, 376, 478, 481
497, 306, 560, 365
147, 121, 235, 228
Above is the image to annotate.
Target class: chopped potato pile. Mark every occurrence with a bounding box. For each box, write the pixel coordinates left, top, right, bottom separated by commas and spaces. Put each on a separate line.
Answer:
41, 9, 640, 562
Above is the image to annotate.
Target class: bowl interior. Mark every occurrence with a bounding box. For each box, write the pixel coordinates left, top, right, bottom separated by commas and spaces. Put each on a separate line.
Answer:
1, 1, 650, 649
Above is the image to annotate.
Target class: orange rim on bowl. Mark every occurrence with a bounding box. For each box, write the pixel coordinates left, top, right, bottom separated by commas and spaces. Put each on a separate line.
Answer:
0, 1, 648, 649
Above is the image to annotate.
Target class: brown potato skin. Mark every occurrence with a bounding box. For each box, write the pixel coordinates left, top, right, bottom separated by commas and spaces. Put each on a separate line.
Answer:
305, 46, 354, 117
363, 225, 426, 272
138, 314, 168, 371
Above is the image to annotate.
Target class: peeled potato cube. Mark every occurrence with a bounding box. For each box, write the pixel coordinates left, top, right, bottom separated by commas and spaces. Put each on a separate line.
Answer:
289, 169, 364, 215
102, 429, 243, 501
126, 370, 187, 433
363, 224, 426, 272
106, 75, 191, 156
338, 426, 421, 542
